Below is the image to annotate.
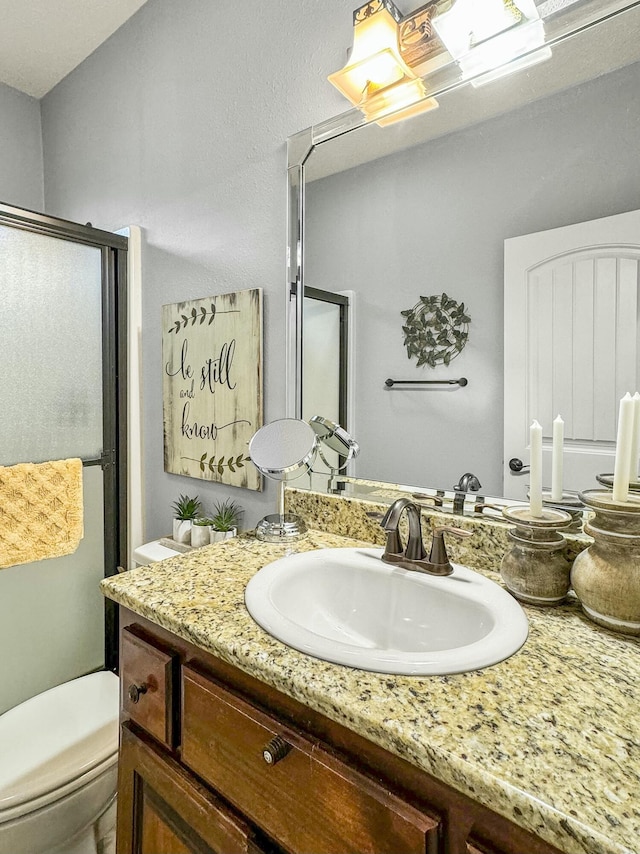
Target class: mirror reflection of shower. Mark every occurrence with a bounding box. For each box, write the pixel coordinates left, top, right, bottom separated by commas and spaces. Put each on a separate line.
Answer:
302, 288, 354, 489
249, 416, 359, 539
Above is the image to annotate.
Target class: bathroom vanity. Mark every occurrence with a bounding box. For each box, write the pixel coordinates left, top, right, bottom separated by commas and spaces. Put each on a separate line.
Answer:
102, 521, 640, 854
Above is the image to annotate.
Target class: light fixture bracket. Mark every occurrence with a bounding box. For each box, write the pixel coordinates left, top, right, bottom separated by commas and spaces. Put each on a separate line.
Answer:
398, 2, 449, 72
354, 0, 402, 26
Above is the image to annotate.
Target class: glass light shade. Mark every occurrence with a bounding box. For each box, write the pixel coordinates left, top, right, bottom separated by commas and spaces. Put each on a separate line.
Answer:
433, 0, 549, 83
468, 35, 552, 87
364, 79, 439, 126
328, 3, 416, 106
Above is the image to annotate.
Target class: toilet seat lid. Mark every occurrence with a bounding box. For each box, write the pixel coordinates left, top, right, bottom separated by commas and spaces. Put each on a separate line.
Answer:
0, 671, 119, 813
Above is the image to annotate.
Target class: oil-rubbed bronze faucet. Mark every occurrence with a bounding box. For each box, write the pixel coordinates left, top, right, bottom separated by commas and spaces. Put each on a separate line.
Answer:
380, 498, 472, 576
453, 472, 482, 492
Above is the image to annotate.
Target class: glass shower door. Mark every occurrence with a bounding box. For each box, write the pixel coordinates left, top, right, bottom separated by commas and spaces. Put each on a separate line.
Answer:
0, 212, 125, 714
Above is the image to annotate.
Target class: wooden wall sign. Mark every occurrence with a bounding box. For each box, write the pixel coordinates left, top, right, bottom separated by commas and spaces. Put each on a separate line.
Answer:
162, 289, 263, 491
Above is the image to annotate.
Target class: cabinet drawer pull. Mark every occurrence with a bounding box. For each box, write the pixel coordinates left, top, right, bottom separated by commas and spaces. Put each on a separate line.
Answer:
262, 735, 291, 766
128, 682, 148, 704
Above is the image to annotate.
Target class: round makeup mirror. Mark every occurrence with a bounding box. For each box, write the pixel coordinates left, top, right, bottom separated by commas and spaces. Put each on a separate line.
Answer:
309, 415, 360, 472
249, 419, 318, 541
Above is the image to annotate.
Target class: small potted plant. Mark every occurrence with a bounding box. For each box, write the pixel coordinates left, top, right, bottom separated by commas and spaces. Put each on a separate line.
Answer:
210, 499, 242, 543
171, 494, 202, 545
191, 516, 215, 548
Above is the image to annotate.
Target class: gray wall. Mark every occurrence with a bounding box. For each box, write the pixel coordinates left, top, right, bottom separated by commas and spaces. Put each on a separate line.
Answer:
0, 83, 43, 211
306, 61, 640, 495
40, 0, 352, 534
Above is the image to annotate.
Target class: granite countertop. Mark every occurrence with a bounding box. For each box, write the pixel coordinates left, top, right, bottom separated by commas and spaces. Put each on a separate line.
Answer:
102, 530, 640, 854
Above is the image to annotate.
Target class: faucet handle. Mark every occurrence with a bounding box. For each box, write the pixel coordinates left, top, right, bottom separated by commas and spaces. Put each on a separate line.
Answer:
428, 526, 473, 573
383, 528, 403, 559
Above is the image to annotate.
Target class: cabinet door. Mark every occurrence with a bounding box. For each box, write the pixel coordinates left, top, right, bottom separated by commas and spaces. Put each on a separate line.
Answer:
117, 724, 267, 854
182, 666, 441, 854
466, 843, 500, 854
139, 797, 194, 854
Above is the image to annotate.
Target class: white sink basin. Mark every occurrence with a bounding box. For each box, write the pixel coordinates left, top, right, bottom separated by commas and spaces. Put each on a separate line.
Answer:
245, 548, 528, 675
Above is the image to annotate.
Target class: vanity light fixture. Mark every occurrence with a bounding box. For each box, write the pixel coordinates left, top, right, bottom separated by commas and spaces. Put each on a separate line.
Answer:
432, 0, 552, 86
328, 0, 439, 127
329, 0, 554, 125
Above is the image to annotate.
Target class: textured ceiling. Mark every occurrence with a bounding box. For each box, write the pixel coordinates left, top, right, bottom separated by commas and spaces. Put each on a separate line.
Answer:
0, 0, 149, 98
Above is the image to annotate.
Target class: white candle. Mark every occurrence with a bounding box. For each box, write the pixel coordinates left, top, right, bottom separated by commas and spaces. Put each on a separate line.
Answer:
529, 420, 543, 517
551, 414, 564, 502
629, 392, 640, 483
612, 393, 635, 503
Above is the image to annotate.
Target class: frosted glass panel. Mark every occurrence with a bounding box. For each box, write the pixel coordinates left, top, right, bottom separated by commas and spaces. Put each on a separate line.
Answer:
302, 297, 342, 482
0, 466, 105, 715
0, 226, 103, 464
302, 298, 341, 423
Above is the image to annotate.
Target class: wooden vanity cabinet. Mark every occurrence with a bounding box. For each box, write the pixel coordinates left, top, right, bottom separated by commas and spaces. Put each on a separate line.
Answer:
117, 612, 564, 854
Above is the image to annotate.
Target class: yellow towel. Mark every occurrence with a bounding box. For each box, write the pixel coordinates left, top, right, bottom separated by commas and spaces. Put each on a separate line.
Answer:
0, 458, 84, 570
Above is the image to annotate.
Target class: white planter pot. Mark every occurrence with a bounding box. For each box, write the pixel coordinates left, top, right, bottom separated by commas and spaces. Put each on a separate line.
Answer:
190, 524, 213, 548
172, 518, 192, 545
210, 527, 237, 544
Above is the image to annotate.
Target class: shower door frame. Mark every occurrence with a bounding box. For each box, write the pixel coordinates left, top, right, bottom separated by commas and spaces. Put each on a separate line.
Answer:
0, 202, 128, 672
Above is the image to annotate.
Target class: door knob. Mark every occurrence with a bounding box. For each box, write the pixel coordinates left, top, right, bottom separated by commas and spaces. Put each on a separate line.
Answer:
509, 458, 530, 474
127, 683, 148, 704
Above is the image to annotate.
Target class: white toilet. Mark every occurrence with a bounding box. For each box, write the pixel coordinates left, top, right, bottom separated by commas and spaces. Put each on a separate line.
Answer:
0, 670, 120, 854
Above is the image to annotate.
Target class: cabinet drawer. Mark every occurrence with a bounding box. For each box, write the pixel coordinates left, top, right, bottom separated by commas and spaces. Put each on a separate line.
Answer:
121, 627, 177, 748
182, 667, 440, 854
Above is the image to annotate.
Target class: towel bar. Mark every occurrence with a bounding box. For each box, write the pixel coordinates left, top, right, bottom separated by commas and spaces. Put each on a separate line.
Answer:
384, 377, 468, 388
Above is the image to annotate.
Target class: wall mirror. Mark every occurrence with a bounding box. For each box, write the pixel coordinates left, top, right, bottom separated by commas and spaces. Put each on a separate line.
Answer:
287, 0, 640, 510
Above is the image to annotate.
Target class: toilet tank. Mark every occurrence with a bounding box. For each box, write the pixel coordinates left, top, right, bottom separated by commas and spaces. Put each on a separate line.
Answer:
133, 539, 182, 567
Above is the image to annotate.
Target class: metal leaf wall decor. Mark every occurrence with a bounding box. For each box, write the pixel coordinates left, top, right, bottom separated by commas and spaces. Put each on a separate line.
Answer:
401, 293, 471, 368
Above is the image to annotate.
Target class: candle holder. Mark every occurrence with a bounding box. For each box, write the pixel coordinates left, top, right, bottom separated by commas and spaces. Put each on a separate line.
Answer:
500, 506, 573, 605
541, 491, 585, 533
595, 473, 640, 492
571, 489, 640, 636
